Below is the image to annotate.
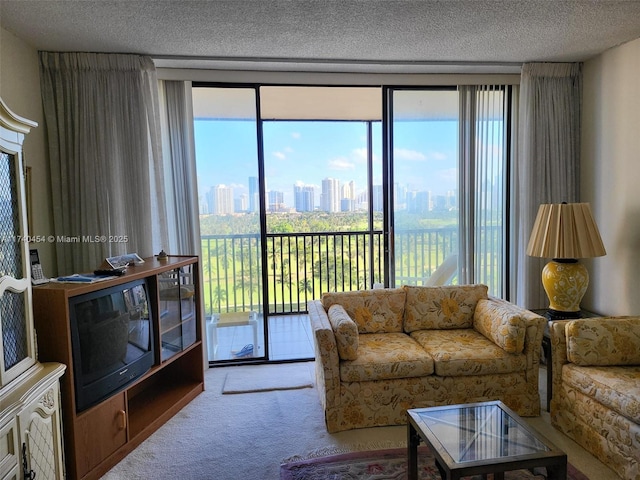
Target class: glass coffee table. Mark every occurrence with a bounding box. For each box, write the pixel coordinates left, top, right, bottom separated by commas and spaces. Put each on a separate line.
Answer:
407, 401, 567, 480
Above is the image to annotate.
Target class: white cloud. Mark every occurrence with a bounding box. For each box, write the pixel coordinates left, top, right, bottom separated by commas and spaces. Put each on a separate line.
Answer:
273, 151, 286, 160
352, 148, 368, 161
429, 151, 447, 161
329, 157, 356, 171
392, 149, 450, 162
291, 132, 301, 139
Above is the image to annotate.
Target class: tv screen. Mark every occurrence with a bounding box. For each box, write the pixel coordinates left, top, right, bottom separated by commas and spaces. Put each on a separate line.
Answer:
70, 278, 154, 412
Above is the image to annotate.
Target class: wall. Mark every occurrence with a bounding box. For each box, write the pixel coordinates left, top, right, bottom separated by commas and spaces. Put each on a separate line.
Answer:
581, 37, 640, 315
0, 27, 57, 275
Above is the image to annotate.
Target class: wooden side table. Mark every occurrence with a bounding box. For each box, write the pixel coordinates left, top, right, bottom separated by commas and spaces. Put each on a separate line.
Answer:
533, 309, 600, 411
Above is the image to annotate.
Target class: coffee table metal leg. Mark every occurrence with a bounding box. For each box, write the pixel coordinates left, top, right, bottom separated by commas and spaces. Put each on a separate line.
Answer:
407, 422, 420, 480
435, 457, 447, 479
547, 461, 568, 479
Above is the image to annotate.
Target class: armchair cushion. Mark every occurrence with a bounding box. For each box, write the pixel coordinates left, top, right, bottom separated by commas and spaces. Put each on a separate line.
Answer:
473, 298, 526, 354
562, 364, 640, 423
566, 317, 640, 366
327, 304, 359, 360
403, 284, 488, 333
321, 288, 406, 334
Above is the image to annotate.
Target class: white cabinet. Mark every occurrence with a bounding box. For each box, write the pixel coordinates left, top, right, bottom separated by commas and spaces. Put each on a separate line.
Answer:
0, 99, 66, 479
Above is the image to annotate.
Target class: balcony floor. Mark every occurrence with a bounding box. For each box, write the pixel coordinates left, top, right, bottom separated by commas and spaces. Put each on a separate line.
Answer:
208, 314, 315, 362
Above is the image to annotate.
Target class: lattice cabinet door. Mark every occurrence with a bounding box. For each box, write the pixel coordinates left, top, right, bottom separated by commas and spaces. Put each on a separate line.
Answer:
0, 99, 38, 388
18, 376, 65, 480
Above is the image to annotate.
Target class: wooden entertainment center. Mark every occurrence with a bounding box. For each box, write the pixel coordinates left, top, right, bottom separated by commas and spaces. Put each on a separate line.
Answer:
33, 255, 205, 480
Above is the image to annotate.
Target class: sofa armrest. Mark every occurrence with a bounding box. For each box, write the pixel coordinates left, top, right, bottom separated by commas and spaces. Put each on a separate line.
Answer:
474, 297, 545, 392
307, 299, 340, 409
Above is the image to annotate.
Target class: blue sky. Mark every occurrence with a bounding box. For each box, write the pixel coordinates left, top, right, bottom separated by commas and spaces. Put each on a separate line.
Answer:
193, 119, 458, 208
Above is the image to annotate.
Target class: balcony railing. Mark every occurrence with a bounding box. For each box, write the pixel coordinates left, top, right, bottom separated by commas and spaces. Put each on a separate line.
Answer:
201, 227, 468, 317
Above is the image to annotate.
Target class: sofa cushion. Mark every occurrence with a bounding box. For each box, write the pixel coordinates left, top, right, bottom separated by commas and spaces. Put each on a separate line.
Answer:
410, 329, 526, 376
322, 288, 406, 334
566, 317, 640, 366
473, 298, 526, 354
562, 363, 640, 424
327, 304, 359, 360
338, 333, 434, 382
403, 284, 488, 333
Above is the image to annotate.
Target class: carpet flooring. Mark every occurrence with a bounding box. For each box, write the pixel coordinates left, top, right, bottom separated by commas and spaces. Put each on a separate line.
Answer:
280, 447, 589, 480
101, 362, 618, 480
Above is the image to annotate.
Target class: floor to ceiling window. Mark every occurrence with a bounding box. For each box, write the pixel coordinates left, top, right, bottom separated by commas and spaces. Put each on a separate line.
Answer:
192, 86, 266, 362
388, 88, 460, 288
262, 119, 383, 312
192, 83, 512, 364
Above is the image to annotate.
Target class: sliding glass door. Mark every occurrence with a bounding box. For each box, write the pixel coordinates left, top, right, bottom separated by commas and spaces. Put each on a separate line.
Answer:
193, 84, 511, 364
192, 87, 267, 362
386, 87, 509, 295
387, 89, 460, 287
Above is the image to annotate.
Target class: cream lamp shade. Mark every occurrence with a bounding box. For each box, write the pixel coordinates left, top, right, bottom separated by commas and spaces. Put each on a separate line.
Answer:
526, 203, 606, 317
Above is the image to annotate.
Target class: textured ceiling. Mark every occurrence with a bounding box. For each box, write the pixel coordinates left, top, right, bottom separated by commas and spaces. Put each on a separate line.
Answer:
2, 0, 640, 73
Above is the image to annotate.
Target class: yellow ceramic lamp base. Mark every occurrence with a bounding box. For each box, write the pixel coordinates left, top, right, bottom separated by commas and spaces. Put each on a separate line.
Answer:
541, 259, 589, 314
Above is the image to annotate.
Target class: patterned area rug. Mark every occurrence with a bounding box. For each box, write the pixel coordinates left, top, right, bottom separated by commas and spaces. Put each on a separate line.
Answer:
280, 447, 589, 480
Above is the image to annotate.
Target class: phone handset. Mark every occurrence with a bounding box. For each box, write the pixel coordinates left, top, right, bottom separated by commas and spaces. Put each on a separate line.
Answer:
30, 249, 49, 285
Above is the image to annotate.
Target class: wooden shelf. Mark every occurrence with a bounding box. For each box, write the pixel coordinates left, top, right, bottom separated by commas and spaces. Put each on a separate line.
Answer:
128, 374, 203, 438
32, 256, 205, 480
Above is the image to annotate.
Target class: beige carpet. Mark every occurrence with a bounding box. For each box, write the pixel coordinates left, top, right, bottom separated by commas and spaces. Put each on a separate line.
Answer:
101, 362, 619, 480
222, 362, 314, 394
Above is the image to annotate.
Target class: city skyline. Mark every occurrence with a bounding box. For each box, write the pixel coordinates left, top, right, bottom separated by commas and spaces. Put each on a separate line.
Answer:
194, 118, 461, 214
200, 174, 457, 215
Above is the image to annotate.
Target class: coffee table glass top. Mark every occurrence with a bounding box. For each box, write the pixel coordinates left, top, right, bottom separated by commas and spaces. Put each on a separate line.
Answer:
411, 402, 550, 463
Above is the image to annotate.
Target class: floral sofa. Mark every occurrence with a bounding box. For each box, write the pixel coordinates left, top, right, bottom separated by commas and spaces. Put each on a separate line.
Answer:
550, 317, 640, 480
308, 284, 546, 433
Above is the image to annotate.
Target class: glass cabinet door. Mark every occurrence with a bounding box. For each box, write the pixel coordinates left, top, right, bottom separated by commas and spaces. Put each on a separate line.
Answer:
158, 264, 197, 361
0, 149, 36, 386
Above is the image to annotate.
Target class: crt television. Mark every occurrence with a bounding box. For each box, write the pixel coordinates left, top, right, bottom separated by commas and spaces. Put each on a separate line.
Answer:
69, 278, 155, 412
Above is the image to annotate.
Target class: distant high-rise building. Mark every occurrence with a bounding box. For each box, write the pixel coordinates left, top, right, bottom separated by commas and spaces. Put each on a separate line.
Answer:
394, 183, 407, 210
321, 178, 340, 212
341, 198, 355, 212
434, 194, 448, 210
294, 184, 315, 212
415, 191, 430, 213
342, 181, 355, 201
248, 176, 259, 212
268, 190, 285, 212
235, 193, 248, 213
210, 185, 234, 214
199, 194, 209, 215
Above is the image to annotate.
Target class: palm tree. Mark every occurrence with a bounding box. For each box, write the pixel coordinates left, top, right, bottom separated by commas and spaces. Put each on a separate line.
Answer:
211, 285, 228, 312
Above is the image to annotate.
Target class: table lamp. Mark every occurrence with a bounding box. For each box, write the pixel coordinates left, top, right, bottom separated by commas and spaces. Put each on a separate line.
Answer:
526, 202, 606, 318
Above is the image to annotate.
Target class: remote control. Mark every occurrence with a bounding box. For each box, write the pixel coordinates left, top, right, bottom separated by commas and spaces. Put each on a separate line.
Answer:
94, 269, 126, 276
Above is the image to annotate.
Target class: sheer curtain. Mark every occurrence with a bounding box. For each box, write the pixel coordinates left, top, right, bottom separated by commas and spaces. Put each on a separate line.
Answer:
511, 62, 582, 308
158, 81, 200, 255
459, 85, 509, 296
39, 52, 168, 274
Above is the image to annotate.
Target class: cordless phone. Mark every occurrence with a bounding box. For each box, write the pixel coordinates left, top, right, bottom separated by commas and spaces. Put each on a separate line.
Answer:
30, 249, 49, 285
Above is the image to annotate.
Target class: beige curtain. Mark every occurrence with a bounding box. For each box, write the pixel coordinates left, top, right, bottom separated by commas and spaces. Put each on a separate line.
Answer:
39, 52, 168, 274
511, 62, 582, 308
158, 80, 200, 256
